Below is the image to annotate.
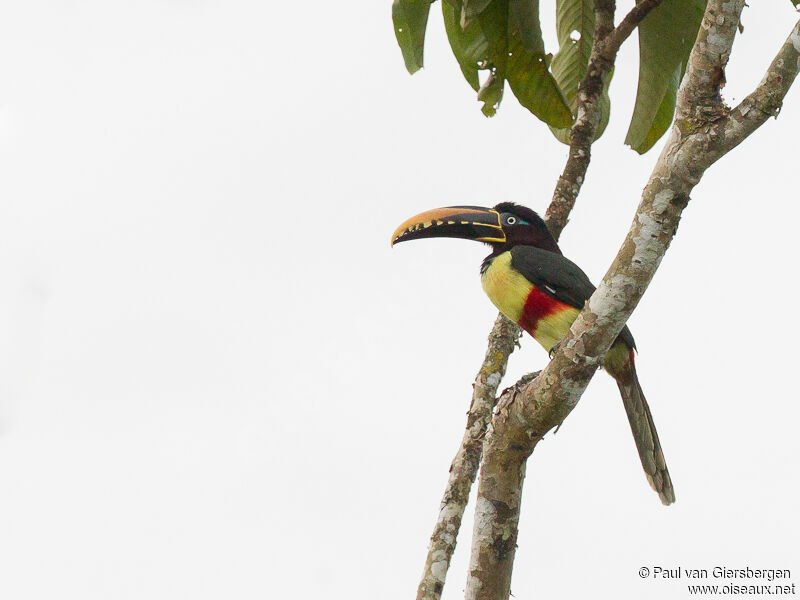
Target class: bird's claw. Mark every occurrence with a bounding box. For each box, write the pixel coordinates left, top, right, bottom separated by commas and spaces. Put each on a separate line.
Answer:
548, 338, 565, 359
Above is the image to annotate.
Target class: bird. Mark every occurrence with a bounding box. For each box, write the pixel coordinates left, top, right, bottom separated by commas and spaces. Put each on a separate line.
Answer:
391, 202, 674, 505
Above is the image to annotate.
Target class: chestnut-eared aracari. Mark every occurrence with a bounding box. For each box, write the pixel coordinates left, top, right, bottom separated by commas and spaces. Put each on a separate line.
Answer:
391, 202, 674, 505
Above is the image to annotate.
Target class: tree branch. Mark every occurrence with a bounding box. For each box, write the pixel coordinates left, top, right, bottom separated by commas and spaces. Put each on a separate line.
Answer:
722, 19, 800, 154
603, 0, 664, 57
676, 0, 742, 122
463, 2, 800, 599
416, 1, 633, 595
416, 314, 520, 600
545, 0, 665, 238
415, 0, 694, 597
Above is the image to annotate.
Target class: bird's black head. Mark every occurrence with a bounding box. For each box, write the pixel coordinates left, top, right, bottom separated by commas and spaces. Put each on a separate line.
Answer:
491, 202, 561, 255
391, 202, 561, 255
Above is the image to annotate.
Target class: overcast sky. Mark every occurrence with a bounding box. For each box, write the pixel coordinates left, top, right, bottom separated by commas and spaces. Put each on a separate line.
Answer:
0, 2, 798, 599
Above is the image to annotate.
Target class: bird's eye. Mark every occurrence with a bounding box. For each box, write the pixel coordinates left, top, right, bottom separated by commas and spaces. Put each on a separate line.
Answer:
505, 215, 517, 225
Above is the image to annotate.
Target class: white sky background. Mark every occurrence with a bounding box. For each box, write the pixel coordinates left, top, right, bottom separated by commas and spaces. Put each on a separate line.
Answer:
0, 1, 798, 598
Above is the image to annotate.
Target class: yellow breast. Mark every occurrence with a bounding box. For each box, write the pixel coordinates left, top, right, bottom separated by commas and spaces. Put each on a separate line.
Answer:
480, 251, 533, 323
480, 251, 581, 352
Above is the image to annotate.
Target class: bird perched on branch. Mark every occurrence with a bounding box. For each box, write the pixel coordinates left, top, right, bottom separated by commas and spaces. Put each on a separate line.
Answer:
391, 202, 674, 505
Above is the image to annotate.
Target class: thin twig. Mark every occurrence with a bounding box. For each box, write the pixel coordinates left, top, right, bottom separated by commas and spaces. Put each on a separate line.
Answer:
603, 0, 665, 57
546, 0, 665, 238
721, 19, 800, 153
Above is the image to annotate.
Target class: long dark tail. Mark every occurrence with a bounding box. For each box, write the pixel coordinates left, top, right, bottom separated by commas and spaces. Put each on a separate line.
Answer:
609, 349, 675, 505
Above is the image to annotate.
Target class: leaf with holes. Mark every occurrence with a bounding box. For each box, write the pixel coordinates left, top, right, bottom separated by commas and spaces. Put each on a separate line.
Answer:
478, 0, 572, 126
509, 0, 544, 53
392, 0, 434, 74
478, 72, 505, 116
548, 0, 612, 144
624, 0, 705, 154
443, 0, 489, 91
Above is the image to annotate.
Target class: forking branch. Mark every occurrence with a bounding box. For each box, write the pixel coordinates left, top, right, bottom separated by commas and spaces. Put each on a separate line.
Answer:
415, 0, 669, 598
464, 3, 800, 599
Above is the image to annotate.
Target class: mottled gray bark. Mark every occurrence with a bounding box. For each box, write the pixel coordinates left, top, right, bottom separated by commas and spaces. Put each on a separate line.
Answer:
464, 4, 800, 599
416, 314, 519, 600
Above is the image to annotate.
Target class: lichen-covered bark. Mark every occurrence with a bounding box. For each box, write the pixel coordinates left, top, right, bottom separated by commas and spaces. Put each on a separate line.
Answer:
464, 3, 800, 599
416, 314, 520, 600
721, 20, 800, 153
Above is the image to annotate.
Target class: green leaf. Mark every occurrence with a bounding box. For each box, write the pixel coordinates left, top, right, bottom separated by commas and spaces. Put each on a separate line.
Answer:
476, 0, 510, 73
462, 0, 495, 21
624, 0, 705, 154
445, 0, 506, 115
548, 0, 612, 144
392, 0, 434, 74
443, 0, 488, 91
478, 72, 505, 116
478, 0, 572, 126
509, 0, 544, 53
634, 64, 680, 152
505, 43, 572, 128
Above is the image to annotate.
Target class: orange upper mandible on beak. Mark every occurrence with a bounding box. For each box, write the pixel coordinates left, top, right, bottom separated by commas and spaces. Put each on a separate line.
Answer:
391, 206, 506, 247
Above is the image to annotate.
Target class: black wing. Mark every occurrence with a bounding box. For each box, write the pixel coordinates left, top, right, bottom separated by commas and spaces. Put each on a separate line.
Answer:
510, 245, 636, 350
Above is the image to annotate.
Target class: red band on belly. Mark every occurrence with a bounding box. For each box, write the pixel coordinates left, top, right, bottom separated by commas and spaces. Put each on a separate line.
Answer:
518, 286, 569, 334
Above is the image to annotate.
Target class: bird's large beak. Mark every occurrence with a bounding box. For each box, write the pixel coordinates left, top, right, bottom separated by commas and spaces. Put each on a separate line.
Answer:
391, 206, 505, 246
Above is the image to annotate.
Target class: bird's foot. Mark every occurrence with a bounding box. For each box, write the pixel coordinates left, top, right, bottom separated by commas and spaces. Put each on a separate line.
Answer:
548, 338, 566, 359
